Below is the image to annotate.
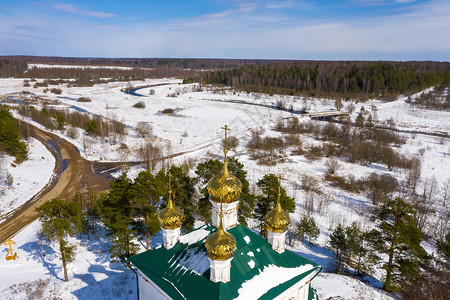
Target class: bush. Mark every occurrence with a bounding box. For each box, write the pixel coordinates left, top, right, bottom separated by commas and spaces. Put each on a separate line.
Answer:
324, 174, 360, 193
162, 108, 175, 114
50, 88, 62, 94
77, 97, 92, 102
132, 101, 146, 108
67, 127, 79, 139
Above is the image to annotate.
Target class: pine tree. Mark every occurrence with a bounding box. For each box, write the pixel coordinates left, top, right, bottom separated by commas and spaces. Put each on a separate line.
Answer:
100, 172, 138, 261
36, 198, 82, 282
254, 173, 295, 237
0, 108, 28, 160
130, 170, 163, 250
355, 113, 365, 127
370, 197, 428, 292
328, 224, 348, 273
296, 216, 320, 244
195, 157, 255, 226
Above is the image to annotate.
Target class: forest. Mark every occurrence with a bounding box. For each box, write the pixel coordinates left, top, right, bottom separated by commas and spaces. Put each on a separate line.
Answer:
202, 61, 450, 99
0, 58, 28, 77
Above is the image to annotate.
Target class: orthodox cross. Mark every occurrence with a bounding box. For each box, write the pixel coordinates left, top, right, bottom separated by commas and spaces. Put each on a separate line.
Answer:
4, 238, 17, 261
277, 175, 285, 202
221, 124, 231, 161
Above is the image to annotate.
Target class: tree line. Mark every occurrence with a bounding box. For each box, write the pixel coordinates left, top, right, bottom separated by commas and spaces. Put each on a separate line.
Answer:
202, 61, 450, 99
0, 58, 28, 77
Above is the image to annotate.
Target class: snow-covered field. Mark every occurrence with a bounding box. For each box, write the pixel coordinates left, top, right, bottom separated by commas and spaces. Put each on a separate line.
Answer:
0, 68, 449, 299
0, 220, 138, 300
0, 138, 55, 223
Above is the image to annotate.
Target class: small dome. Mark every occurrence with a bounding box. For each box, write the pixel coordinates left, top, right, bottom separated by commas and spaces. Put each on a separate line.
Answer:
265, 200, 290, 233
207, 161, 242, 203
205, 217, 236, 260
158, 197, 184, 230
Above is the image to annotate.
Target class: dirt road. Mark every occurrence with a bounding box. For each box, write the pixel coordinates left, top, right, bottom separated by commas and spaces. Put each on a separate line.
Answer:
0, 124, 112, 244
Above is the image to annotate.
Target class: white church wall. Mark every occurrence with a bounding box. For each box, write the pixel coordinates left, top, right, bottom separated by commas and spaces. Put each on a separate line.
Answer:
273, 271, 316, 300
137, 270, 172, 300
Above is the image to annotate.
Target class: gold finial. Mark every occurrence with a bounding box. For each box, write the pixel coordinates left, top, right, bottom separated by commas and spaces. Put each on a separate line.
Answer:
265, 175, 290, 233
168, 172, 174, 209
221, 124, 231, 163
218, 202, 225, 235
275, 175, 284, 212
206, 125, 242, 203
205, 201, 236, 260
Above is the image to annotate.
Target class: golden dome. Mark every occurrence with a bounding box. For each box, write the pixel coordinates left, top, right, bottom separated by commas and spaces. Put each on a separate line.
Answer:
158, 197, 184, 230
205, 212, 236, 260
265, 177, 290, 233
207, 160, 242, 203
158, 174, 184, 230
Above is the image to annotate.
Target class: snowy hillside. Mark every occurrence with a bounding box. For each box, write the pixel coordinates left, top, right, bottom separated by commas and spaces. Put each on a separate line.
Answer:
0, 69, 448, 299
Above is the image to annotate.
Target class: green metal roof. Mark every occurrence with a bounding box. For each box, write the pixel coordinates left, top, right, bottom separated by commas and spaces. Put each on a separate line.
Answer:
128, 224, 321, 300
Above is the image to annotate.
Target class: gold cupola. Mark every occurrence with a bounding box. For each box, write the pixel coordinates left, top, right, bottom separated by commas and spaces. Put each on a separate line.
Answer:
158, 173, 184, 230
205, 204, 236, 260
265, 176, 290, 233
207, 125, 242, 203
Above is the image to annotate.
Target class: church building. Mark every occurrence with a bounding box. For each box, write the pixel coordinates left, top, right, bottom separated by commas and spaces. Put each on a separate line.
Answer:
127, 125, 321, 300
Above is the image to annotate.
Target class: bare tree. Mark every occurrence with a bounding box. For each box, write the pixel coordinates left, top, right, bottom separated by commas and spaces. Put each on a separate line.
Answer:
325, 158, 341, 175
136, 122, 153, 139
406, 157, 421, 194
138, 141, 161, 171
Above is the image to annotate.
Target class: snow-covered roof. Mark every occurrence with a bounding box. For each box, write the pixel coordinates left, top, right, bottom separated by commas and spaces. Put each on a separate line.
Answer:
127, 224, 321, 300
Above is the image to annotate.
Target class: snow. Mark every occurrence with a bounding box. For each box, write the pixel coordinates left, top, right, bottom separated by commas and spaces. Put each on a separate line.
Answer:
28, 64, 140, 70
313, 273, 393, 300
178, 227, 210, 245
243, 236, 251, 244
176, 248, 210, 276
247, 260, 255, 268
235, 264, 315, 300
0, 71, 449, 299
247, 251, 254, 257
0, 220, 136, 300
0, 137, 55, 222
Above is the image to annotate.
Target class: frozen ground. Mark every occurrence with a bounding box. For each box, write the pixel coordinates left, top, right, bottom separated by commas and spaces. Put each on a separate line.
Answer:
0, 68, 449, 299
0, 137, 55, 223
0, 219, 393, 300
0, 220, 138, 300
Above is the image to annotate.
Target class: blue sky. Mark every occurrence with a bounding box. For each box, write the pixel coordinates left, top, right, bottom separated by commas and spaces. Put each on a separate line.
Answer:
0, 0, 449, 60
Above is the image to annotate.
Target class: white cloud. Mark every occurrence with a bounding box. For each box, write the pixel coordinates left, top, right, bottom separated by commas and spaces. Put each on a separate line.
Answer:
0, 0, 449, 60
54, 3, 116, 19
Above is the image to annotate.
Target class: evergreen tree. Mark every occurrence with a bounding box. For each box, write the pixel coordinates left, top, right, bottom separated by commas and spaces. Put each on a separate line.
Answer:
355, 113, 365, 127
195, 157, 255, 226
36, 198, 82, 282
0, 108, 28, 160
156, 166, 195, 233
296, 215, 320, 244
370, 197, 428, 292
130, 170, 163, 250
254, 174, 295, 237
99, 172, 138, 261
328, 224, 348, 273
55, 111, 66, 131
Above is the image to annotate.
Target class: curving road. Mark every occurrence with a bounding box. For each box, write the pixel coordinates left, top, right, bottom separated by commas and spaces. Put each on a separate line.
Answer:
0, 124, 112, 244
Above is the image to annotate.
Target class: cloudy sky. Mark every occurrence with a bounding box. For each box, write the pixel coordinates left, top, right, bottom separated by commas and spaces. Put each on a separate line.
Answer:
0, 0, 449, 60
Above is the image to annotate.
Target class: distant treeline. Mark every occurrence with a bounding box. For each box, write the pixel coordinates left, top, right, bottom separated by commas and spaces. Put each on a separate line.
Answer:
1, 56, 281, 70
202, 61, 450, 99
0, 58, 28, 78
16, 66, 198, 83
